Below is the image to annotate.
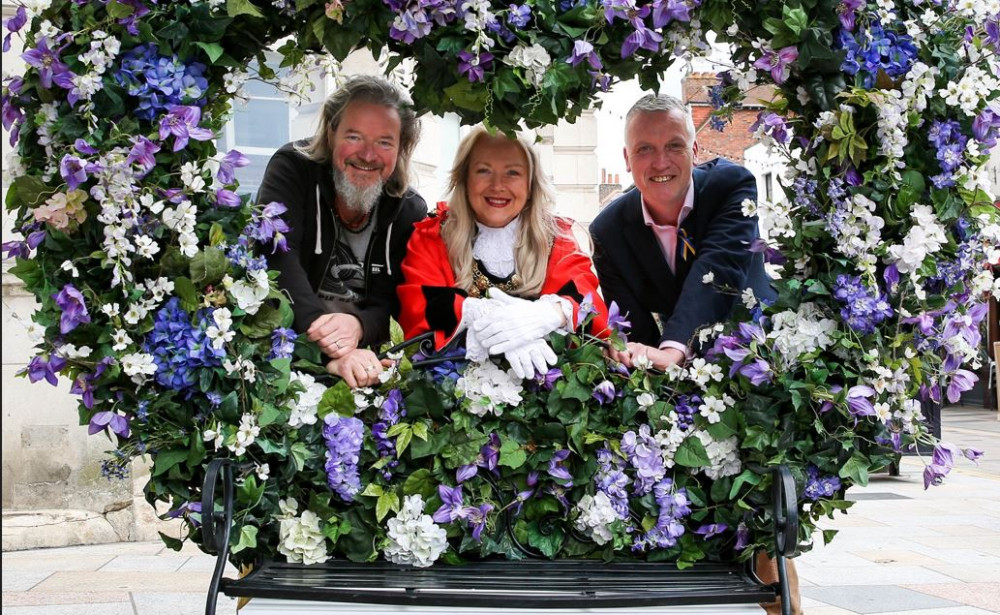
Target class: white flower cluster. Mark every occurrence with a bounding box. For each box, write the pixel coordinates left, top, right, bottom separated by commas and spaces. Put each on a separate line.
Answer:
225, 269, 269, 314
287, 371, 325, 428
120, 352, 157, 385
829, 194, 885, 275
456, 361, 523, 416
223, 357, 258, 383
685, 358, 724, 389
35, 102, 61, 180
698, 393, 735, 424
767, 302, 838, 369
755, 197, 797, 241
279, 53, 340, 104
573, 492, 622, 545
223, 68, 250, 101
72, 30, 120, 105
901, 62, 939, 114
954, 0, 1000, 21
869, 89, 908, 175
162, 199, 200, 258
383, 495, 448, 568
939, 65, 1000, 116
503, 43, 551, 88
654, 423, 688, 469
886, 204, 948, 276
874, 0, 897, 23
693, 430, 741, 480
205, 307, 235, 350
229, 413, 260, 456
276, 499, 330, 565
353, 387, 385, 413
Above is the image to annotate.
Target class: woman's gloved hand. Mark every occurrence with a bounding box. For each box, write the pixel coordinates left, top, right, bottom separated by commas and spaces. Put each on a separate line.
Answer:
474, 288, 565, 354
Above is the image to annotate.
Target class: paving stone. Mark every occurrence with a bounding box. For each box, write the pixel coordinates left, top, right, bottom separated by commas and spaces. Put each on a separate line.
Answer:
801, 585, 960, 614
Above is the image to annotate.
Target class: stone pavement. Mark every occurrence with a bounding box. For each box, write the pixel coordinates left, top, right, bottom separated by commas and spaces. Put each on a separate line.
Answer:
2, 406, 998, 615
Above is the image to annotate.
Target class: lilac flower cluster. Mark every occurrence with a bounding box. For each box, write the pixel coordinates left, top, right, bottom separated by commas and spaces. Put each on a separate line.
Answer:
926, 120, 967, 189
634, 478, 691, 550
270, 327, 297, 360
322, 414, 364, 502
707, 83, 728, 131
621, 424, 665, 495
594, 448, 631, 519
838, 21, 918, 89
144, 298, 225, 392
385, 0, 462, 45
115, 43, 209, 121
803, 465, 842, 501
926, 240, 977, 293
372, 389, 406, 480
791, 176, 820, 216
832, 274, 893, 335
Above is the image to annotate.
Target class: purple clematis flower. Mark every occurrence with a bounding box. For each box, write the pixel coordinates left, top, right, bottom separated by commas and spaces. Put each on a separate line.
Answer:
89, 411, 131, 439
836, 0, 863, 31
620, 23, 662, 58
60, 155, 89, 191
214, 189, 241, 208
753, 45, 798, 84
972, 102, 1000, 149
576, 292, 597, 327
567, 40, 602, 70
607, 301, 631, 334
534, 367, 563, 391
433, 484, 468, 523
158, 105, 214, 152
592, 380, 616, 404
651, 0, 691, 28
217, 149, 250, 185
923, 444, 954, 489
457, 433, 501, 482
2, 6, 27, 53
845, 384, 876, 417
53, 284, 91, 334
22, 37, 72, 90
73, 139, 98, 155
126, 136, 161, 177
946, 369, 977, 404
734, 521, 750, 550
750, 111, 790, 146
457, 50, 493, 83
513, 471, 539, 514
464, 502, 494, 541
693, 523, 728, 539
738, 358, 773, 386
547, 449, 574, 484
23, 354, 67, 386
507, 4, 531, 28
962, 447, 983, 465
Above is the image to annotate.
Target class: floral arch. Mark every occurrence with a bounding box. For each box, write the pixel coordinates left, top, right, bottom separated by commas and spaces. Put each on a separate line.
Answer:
2, 0, 999, 566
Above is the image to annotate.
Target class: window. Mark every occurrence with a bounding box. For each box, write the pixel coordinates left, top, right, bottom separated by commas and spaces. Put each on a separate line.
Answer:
217, 57, 324, 200
763, 172, 773, 203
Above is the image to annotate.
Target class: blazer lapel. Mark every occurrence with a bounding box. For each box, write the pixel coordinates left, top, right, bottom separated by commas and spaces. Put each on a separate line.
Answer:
621, 190, 675, 285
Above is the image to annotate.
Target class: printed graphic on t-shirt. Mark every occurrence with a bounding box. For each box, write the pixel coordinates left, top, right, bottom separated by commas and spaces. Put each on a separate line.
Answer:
318, 240, 364, 303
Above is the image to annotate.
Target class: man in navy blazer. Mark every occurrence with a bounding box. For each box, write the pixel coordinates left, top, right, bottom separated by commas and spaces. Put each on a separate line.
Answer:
590, 93, 774, 370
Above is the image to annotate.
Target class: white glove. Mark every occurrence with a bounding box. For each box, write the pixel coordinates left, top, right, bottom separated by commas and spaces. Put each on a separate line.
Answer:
504, 339, 558, 379
474, 289, 565, 354
457, 297, 493, 363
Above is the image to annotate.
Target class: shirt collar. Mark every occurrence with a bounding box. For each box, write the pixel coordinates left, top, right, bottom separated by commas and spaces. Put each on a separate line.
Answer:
640, 181, 695, 228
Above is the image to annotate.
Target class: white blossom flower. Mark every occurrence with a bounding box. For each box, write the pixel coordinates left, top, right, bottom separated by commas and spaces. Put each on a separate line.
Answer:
693, 430, 741, 480
277, 503, 330, 565
503, 43, 551, 87
287, 371, 325, 428
637, 392, 656, 409
60, 260, 79, 277
573, 492, 622, 545
383, 495, 448, 568
687, 358, 723, 388
456, 361, 524, 416
702, 271, 715, 284
230, 269, 270, 314
57, 344, 92, 359
121, 352, 157, 384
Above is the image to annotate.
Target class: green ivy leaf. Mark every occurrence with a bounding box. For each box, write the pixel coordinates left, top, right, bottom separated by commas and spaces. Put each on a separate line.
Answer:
173, 277, 199, 312
674, 437, 711, 468
151, 449, 188, 477
403, 468, 436, 498
289, 441, 311, 471
526, 521, 564, 558
231, 524, 258, 553
189, 246, 228, 285
728, 469, 763, 499
318, 380, 354, 418
227, 0, 264, 18
838, 452, 870, 487
195, 41, 225, 63
499, 439, 527, 469
376, 491, 400, 522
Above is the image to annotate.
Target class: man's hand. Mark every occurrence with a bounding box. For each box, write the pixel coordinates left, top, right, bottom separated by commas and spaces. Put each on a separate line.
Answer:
607, 342, 686, 370
307, 313, 363, 359
326, 348, 394, 389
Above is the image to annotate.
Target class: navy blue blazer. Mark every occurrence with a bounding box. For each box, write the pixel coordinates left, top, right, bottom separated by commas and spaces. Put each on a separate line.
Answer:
590, 158, 775, 348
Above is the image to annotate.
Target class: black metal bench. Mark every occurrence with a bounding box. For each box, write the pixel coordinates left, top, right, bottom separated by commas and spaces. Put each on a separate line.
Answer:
201, 458, 797, 615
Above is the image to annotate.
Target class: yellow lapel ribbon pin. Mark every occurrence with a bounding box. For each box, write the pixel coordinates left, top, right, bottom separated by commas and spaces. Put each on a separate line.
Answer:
679, 228, 696, 262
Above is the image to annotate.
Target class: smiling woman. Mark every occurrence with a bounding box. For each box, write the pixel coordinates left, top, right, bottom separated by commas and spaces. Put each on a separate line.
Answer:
1, 0, 999, 573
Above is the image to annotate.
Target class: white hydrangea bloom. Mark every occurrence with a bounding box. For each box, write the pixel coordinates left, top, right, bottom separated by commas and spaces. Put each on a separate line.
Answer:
287, 371, 325, 428
276, 501, 330, 565
456, 361, 524, 416
573, 492, 621, 545
383, 495, 448, 568
693, 430, 741, 480
886, 204, 948, 275
768, 303, 838, 369
503, 43, 551, 87
230, 269, 270, 314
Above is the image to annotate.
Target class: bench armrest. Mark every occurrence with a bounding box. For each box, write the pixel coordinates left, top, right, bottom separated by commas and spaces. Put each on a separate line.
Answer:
202, 458, 235, 615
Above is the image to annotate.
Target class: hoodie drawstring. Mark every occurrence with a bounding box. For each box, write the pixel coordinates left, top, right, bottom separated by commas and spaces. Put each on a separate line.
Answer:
314, 185, 322, 255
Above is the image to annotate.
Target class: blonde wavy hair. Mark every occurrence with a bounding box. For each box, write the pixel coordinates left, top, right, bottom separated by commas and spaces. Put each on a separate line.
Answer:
441, 127, 559, 297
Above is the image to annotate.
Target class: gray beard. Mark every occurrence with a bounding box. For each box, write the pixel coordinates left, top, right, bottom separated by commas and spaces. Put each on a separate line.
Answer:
333, 166, 384, 217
